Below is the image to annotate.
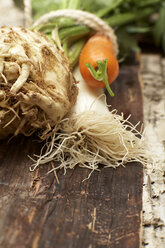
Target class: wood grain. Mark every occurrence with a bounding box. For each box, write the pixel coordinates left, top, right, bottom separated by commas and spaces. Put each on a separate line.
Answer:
0, 54, 143, 248
141, 54, 165, 247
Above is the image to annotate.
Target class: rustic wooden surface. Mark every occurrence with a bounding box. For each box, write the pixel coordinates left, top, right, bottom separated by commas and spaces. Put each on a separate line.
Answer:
141, 54, 165, 248
0, 3, 144, 246
1, 1, 165, 248
0, 52, 143, 248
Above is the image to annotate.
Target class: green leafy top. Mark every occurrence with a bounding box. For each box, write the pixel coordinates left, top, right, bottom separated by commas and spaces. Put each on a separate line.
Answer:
13, 0, 165, 64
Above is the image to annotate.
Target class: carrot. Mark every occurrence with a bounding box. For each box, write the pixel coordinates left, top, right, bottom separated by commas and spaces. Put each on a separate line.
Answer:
79, 34, 119, 97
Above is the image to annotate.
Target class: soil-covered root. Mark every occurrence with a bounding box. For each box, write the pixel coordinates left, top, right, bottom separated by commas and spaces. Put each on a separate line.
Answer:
0, 26, 78, 139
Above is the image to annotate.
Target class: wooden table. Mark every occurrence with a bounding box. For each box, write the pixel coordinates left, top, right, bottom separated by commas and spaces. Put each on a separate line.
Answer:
0, 1, 165, 247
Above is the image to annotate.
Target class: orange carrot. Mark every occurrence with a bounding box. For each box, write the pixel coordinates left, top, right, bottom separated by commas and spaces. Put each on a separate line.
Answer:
79, 34, 119, 97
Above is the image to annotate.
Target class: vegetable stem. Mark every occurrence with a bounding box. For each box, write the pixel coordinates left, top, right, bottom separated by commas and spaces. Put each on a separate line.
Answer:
96, 0, 124, 18
63, 41, 69, 58
60, 0, 69, 9
138, 0, 162, 7
68, 0, 81, 9
86, 59, 115, 97
105, 8, 154, 27
59, 25, 91, 42
69, 38, 87, 68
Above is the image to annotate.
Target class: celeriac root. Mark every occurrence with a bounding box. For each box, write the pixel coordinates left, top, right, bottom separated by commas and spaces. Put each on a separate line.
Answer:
0, 26, 78, 139
10, 63, 30, 94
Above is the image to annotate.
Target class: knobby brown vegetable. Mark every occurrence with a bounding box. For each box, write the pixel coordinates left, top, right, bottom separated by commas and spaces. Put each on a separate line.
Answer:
0, 26, 78, 139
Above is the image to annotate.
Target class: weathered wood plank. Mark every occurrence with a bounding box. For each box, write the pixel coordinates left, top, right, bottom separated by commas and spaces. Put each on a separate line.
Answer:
141, 54, 165, 248
108, 53, 143, 129
0, 54, 143, 248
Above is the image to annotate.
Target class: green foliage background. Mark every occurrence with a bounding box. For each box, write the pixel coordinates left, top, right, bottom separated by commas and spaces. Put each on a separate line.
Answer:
13, 0, 165, 63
